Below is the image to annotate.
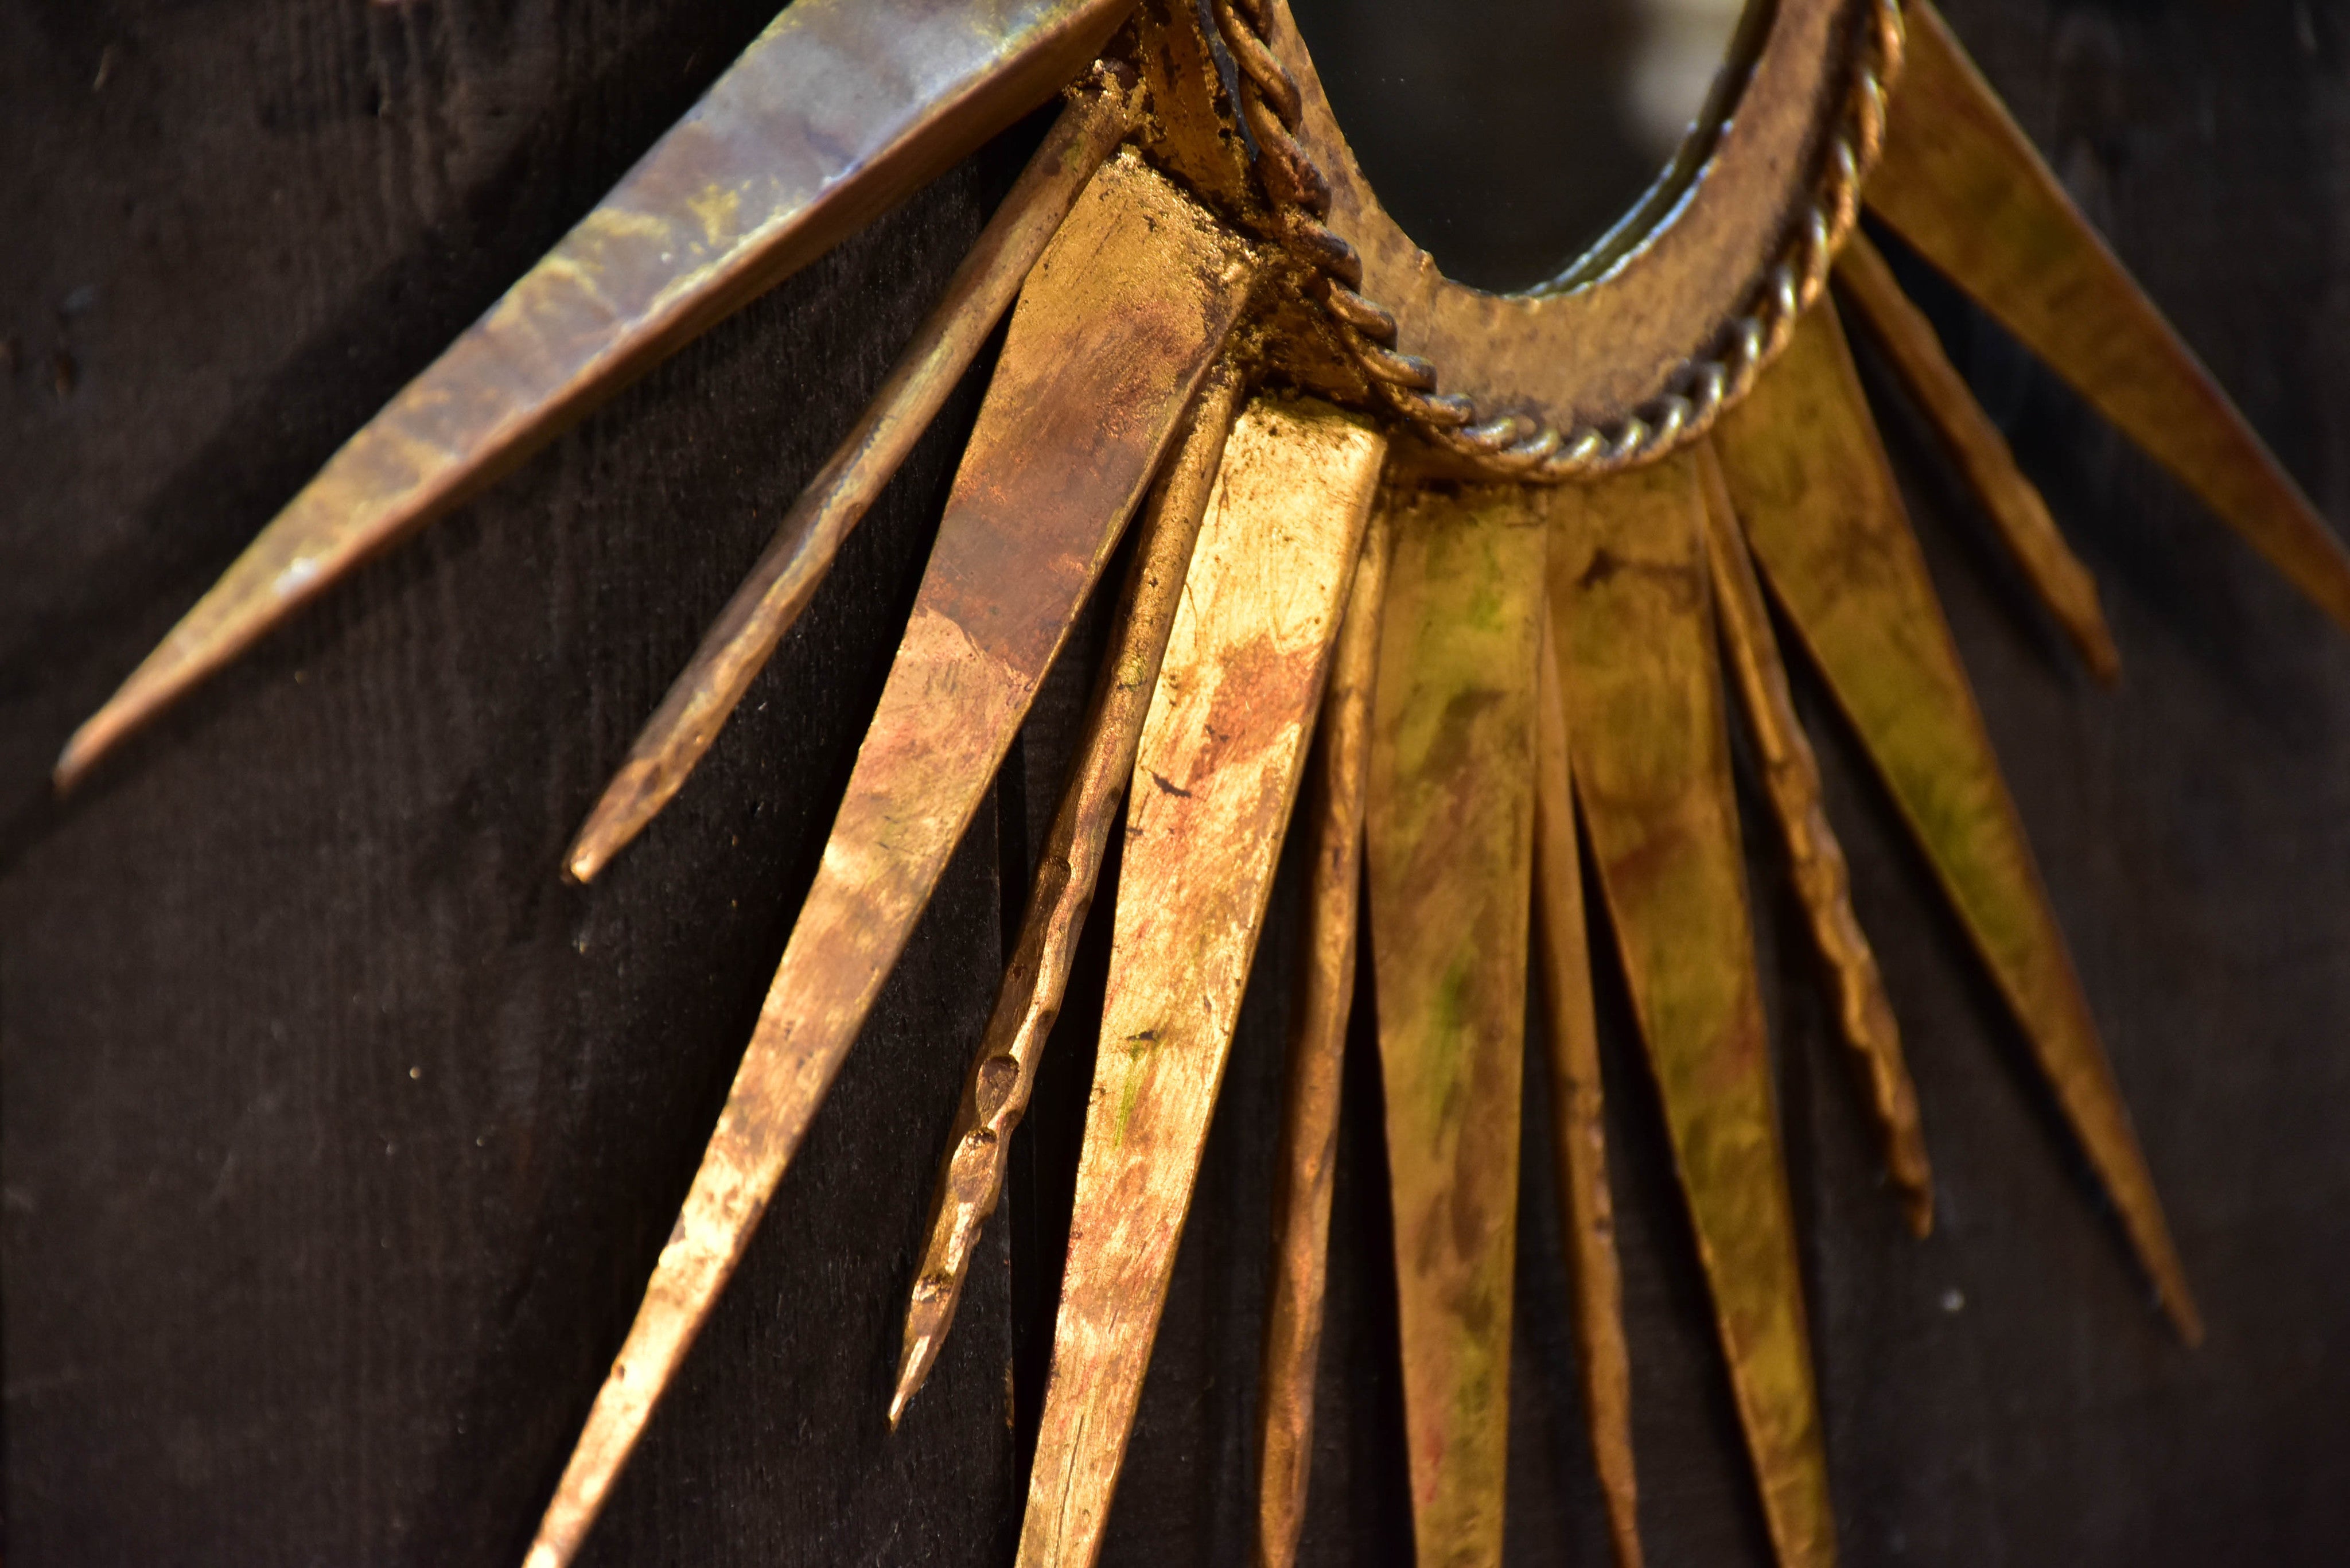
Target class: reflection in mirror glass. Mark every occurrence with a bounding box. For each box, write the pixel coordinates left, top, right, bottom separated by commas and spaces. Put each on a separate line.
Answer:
1286, 0, 1751, 293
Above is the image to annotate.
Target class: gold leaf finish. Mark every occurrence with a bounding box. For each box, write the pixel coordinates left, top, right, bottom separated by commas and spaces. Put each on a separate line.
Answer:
1256, 505, 1394, 1568
524, 153, 1256, 1568
58, 0, 1140, 787
1365, 484, 1548, 1568
1550, 453, 1833, 1568
1531, 617, 1642, 1568
1018, 396, 1384, 1568
892, 361, 1246, 1423
1715, 307, 2201, 1342
1696, 439, 1935, 1235
1832, 232, 2119, 683
569, 71, 1141, 881
1869, 0, 2350, 635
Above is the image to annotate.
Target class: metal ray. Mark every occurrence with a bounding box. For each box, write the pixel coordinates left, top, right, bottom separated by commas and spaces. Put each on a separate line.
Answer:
1832, 233, 2119, 683
1696, 438, 1935, 1236
1017, 396, 1386, 1568
1531, 615, 1642, 1568
1365, 483, 1548, 1568
1714, 306, 2202, 1343
1549, 452, 1834, 1568
1256, 503, 1392, 1568
571, 70, 1140, 883
1867, 0, 2350, 637
890, 359, 1245, 1425
523, 153, 1256, 1568
57, 0, 1139, 788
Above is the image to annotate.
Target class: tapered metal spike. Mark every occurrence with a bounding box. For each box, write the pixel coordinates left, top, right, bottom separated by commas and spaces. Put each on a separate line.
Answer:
1868, 0, 2350, 638
57, 0, 1137, 789
1714, 306, 2203, 1344
889, 360, 1244, 1427
1531, 616, 1643, 1568
524, 153, 1256, 1568
1697, 437, 1936, 1236
1256, 502, 1392, 1568
1832, 234, 2119, 684
1550, 452, 1835, 1568
571, 71, 1139, 884
1365, 483, 1548, 1568
1017, 397, 1384, 1568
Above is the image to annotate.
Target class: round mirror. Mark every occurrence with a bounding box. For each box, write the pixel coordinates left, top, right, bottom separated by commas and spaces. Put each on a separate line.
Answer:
1286, 0, 1760, 293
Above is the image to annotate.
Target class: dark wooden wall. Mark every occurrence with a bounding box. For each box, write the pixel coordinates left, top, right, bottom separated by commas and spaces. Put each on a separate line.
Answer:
6, 0, 2350, 1563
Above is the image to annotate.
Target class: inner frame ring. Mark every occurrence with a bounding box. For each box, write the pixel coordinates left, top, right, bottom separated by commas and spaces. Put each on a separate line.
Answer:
1227, 0, 1903, 480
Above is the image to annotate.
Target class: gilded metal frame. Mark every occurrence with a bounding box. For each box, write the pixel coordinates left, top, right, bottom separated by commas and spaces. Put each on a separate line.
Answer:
1193, 0, 1903, 478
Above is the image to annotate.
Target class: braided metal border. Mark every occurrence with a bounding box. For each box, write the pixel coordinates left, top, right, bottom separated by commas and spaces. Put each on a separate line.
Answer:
1208, 0, 1907, 481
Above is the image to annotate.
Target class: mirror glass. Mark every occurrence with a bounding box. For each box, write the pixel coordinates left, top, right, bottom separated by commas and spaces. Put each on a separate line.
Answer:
1285, 0, 1757, 294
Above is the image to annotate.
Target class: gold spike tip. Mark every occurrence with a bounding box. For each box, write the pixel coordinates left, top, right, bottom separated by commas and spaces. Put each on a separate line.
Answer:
1869, 0, 2350, 641
1696, 438, 1936, 1239
889, 362, 1244, 1425
1551, 452, 1836, 1568
566, 72, 1142, 884
1255, 500, 1390, 1568
54, 0, 1137, 795
1830, 235, 2120, 687
1531, 618, 1643, 1568
524, 155, 1259, 1568
1714, 306, 2202, 1346
1016, 398, 1384, 1568
1365, 483, 1548, 1568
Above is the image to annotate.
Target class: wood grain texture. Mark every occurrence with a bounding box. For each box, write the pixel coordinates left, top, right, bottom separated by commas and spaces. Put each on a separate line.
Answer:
1, 1, 1030, 1562
9, 0, 2350, 1563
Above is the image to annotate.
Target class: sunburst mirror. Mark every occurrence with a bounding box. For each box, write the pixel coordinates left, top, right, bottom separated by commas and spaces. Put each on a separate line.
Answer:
49, 0, 2350, 1564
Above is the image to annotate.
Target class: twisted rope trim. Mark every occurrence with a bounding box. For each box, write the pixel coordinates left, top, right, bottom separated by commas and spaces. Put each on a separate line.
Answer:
1208, 0, 1906, 480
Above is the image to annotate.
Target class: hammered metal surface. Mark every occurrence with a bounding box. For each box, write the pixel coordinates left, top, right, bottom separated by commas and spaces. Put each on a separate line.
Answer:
1531, 618, 1643, 1568
893, 362, 1246, 1422
1697, 438, 1936, 1235
1831, 232, 2119, 683
1018, 395, 1384, 1568
1256, 501, 1392, 1568
1868, 0, 2350, 637
59, 0, 1139, 786
1715, 305, 2201, 1343
1364, 483, 1548, 1568
1550, 452, 1834, 1568
569, 72, 1141, 881
524, 152, 1255, 1568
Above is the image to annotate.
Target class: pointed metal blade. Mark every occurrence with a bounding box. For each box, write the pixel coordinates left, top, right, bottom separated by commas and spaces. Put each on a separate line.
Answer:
890, 359, 1245, 1425
1696, 437, 1935, 1236
1257, 500, 1392, 1568
524, 151, 1256, 1568
1833, 233, 2119, 683
1550, 451, 1835, 1568
1867, 0, 2350, 636
1017, 396, 1386, 1568
1531, 615, 1643, 1568
1714, 306, 2201, 1343
1365, 483, 1548, 1568
571, 71, 1140, 882
57, 0, 1138, 788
